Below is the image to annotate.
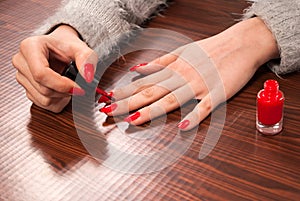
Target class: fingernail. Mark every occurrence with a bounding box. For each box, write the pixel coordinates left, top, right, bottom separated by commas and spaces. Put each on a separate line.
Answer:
98, 95, 110, 103
100, 103, 118, 113
129, 63, 148, 72
124, 112, 141, 123
84, 63, 94, 83
177, 120, 190, 129
97, 91, 114, 103
69, 87, 85, 96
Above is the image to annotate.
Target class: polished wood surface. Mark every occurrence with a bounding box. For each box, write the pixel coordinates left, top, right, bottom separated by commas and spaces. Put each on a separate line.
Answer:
1, 0, 300, 200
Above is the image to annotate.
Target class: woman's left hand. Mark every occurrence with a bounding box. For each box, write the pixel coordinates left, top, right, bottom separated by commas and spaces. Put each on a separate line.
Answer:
99, 18, 279, 131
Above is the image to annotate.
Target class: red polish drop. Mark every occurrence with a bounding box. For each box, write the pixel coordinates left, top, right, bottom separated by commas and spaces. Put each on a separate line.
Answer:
129, 63, 148, 72
96, 87, 108, 96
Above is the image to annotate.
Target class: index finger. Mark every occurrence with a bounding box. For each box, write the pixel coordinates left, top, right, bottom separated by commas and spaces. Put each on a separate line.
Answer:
20, 36, 75, 93
134, 46, 186, 75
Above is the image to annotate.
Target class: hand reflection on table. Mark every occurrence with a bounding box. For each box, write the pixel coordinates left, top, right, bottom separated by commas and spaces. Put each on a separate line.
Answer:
27, 104, 107, 174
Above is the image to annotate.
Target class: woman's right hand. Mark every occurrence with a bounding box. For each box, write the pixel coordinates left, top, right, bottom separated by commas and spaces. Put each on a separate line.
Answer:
12, 25, 98, 113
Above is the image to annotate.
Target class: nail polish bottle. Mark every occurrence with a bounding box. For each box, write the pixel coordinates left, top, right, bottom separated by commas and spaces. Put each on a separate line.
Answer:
256, 80, 284, 135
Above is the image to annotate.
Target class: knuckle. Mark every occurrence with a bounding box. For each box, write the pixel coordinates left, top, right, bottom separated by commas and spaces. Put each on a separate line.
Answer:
52, 109, 61, 113
20, 37, 32, 50
20, 36, 39, 49
19, 39, 28, 50
39, 86, 52, 96
132, 79, 144, 88
12, 53, 25, 71
141, 87, 154, 98
51, 107, 64, 114
15, 72, 21, 83
52, 97, 70, 113
32, 71, 44, 83
11, 54, 19, 68
25, 91, 33, 102
39, 96, 52, 107
202, 99, 212, 112
163, 93, 178, 105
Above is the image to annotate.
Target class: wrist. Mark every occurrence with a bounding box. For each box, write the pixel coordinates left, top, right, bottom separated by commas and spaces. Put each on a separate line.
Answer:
49, 24, 81, 41
225, 17, 279, 69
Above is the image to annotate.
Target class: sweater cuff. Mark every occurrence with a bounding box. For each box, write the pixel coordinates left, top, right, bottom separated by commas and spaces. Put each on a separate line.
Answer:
34, 0, 132, 55
243, 0, 300, 75
120, 0, 168, 25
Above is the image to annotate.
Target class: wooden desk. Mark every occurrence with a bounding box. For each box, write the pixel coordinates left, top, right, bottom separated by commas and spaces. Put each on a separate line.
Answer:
1, 0, 300, 200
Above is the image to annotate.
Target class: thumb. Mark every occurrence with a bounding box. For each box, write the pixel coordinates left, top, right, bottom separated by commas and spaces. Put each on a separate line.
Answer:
73, 45, 98, 83
49, 25, 98, 83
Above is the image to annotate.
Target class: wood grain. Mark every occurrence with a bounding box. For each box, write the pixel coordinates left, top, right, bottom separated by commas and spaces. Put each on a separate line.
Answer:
1, 0, 300, 200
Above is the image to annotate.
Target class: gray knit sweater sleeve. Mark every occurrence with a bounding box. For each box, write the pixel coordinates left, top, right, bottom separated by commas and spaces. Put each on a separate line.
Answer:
35, 0, 166, 55
244, 0, 300, 75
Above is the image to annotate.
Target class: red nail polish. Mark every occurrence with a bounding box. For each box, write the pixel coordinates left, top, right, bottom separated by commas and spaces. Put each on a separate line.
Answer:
96, 87, 108, 96
84, 63, 94, 83
129, 63, 148, 72
177, 120, 190, 129
98, 95, 110, 103
124, 112, 141, 123
256, 80, 284, 135
69, 87, 85, 96
107, 92, 114, 98
100, 103, 118, 113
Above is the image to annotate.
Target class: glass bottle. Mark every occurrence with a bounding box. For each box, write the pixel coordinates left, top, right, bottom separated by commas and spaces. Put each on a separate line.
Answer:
256, 80, 284, 135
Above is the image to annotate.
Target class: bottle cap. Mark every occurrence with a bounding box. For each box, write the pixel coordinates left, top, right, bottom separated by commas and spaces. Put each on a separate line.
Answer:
264, 79, 279, 92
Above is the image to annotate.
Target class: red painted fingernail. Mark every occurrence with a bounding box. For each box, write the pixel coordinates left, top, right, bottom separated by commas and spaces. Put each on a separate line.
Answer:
129, 63, 148, 72
124, 112, 141, 123
100, 103, 118, 113
98, 95, 110, 103
177, 120, 190, 129
69, 87, 85, 96
84, 63, 94, 83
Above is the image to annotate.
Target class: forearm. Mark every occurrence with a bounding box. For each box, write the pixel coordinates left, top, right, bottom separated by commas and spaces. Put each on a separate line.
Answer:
221, 17, 279, 69
200, 17, 279, 73
35, 0, 131, 50
35, 0, 167, 55
244, 0, 300, 74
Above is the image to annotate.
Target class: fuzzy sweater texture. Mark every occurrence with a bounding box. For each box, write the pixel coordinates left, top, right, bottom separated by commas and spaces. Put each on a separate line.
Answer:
35, 0, 300, 75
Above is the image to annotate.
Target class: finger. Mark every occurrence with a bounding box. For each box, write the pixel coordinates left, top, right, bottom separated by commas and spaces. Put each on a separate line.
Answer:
13, 54, 70, 98
132, 46, 185, 75
177, 94, 213, 131
19, 36, 80, 93
103, 74, 187, 115
123, 84, 196, 125
26, 90, 71, 113
73, 46, 98, 83
112, 68, 173, 100
16, 71, 71, 109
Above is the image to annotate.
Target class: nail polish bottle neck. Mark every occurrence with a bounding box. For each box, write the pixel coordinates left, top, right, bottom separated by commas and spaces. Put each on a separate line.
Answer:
264, 79, 279, 94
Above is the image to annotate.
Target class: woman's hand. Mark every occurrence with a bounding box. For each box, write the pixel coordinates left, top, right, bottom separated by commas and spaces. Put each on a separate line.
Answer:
12, 25, 98, 113
100, 18, 279, 130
